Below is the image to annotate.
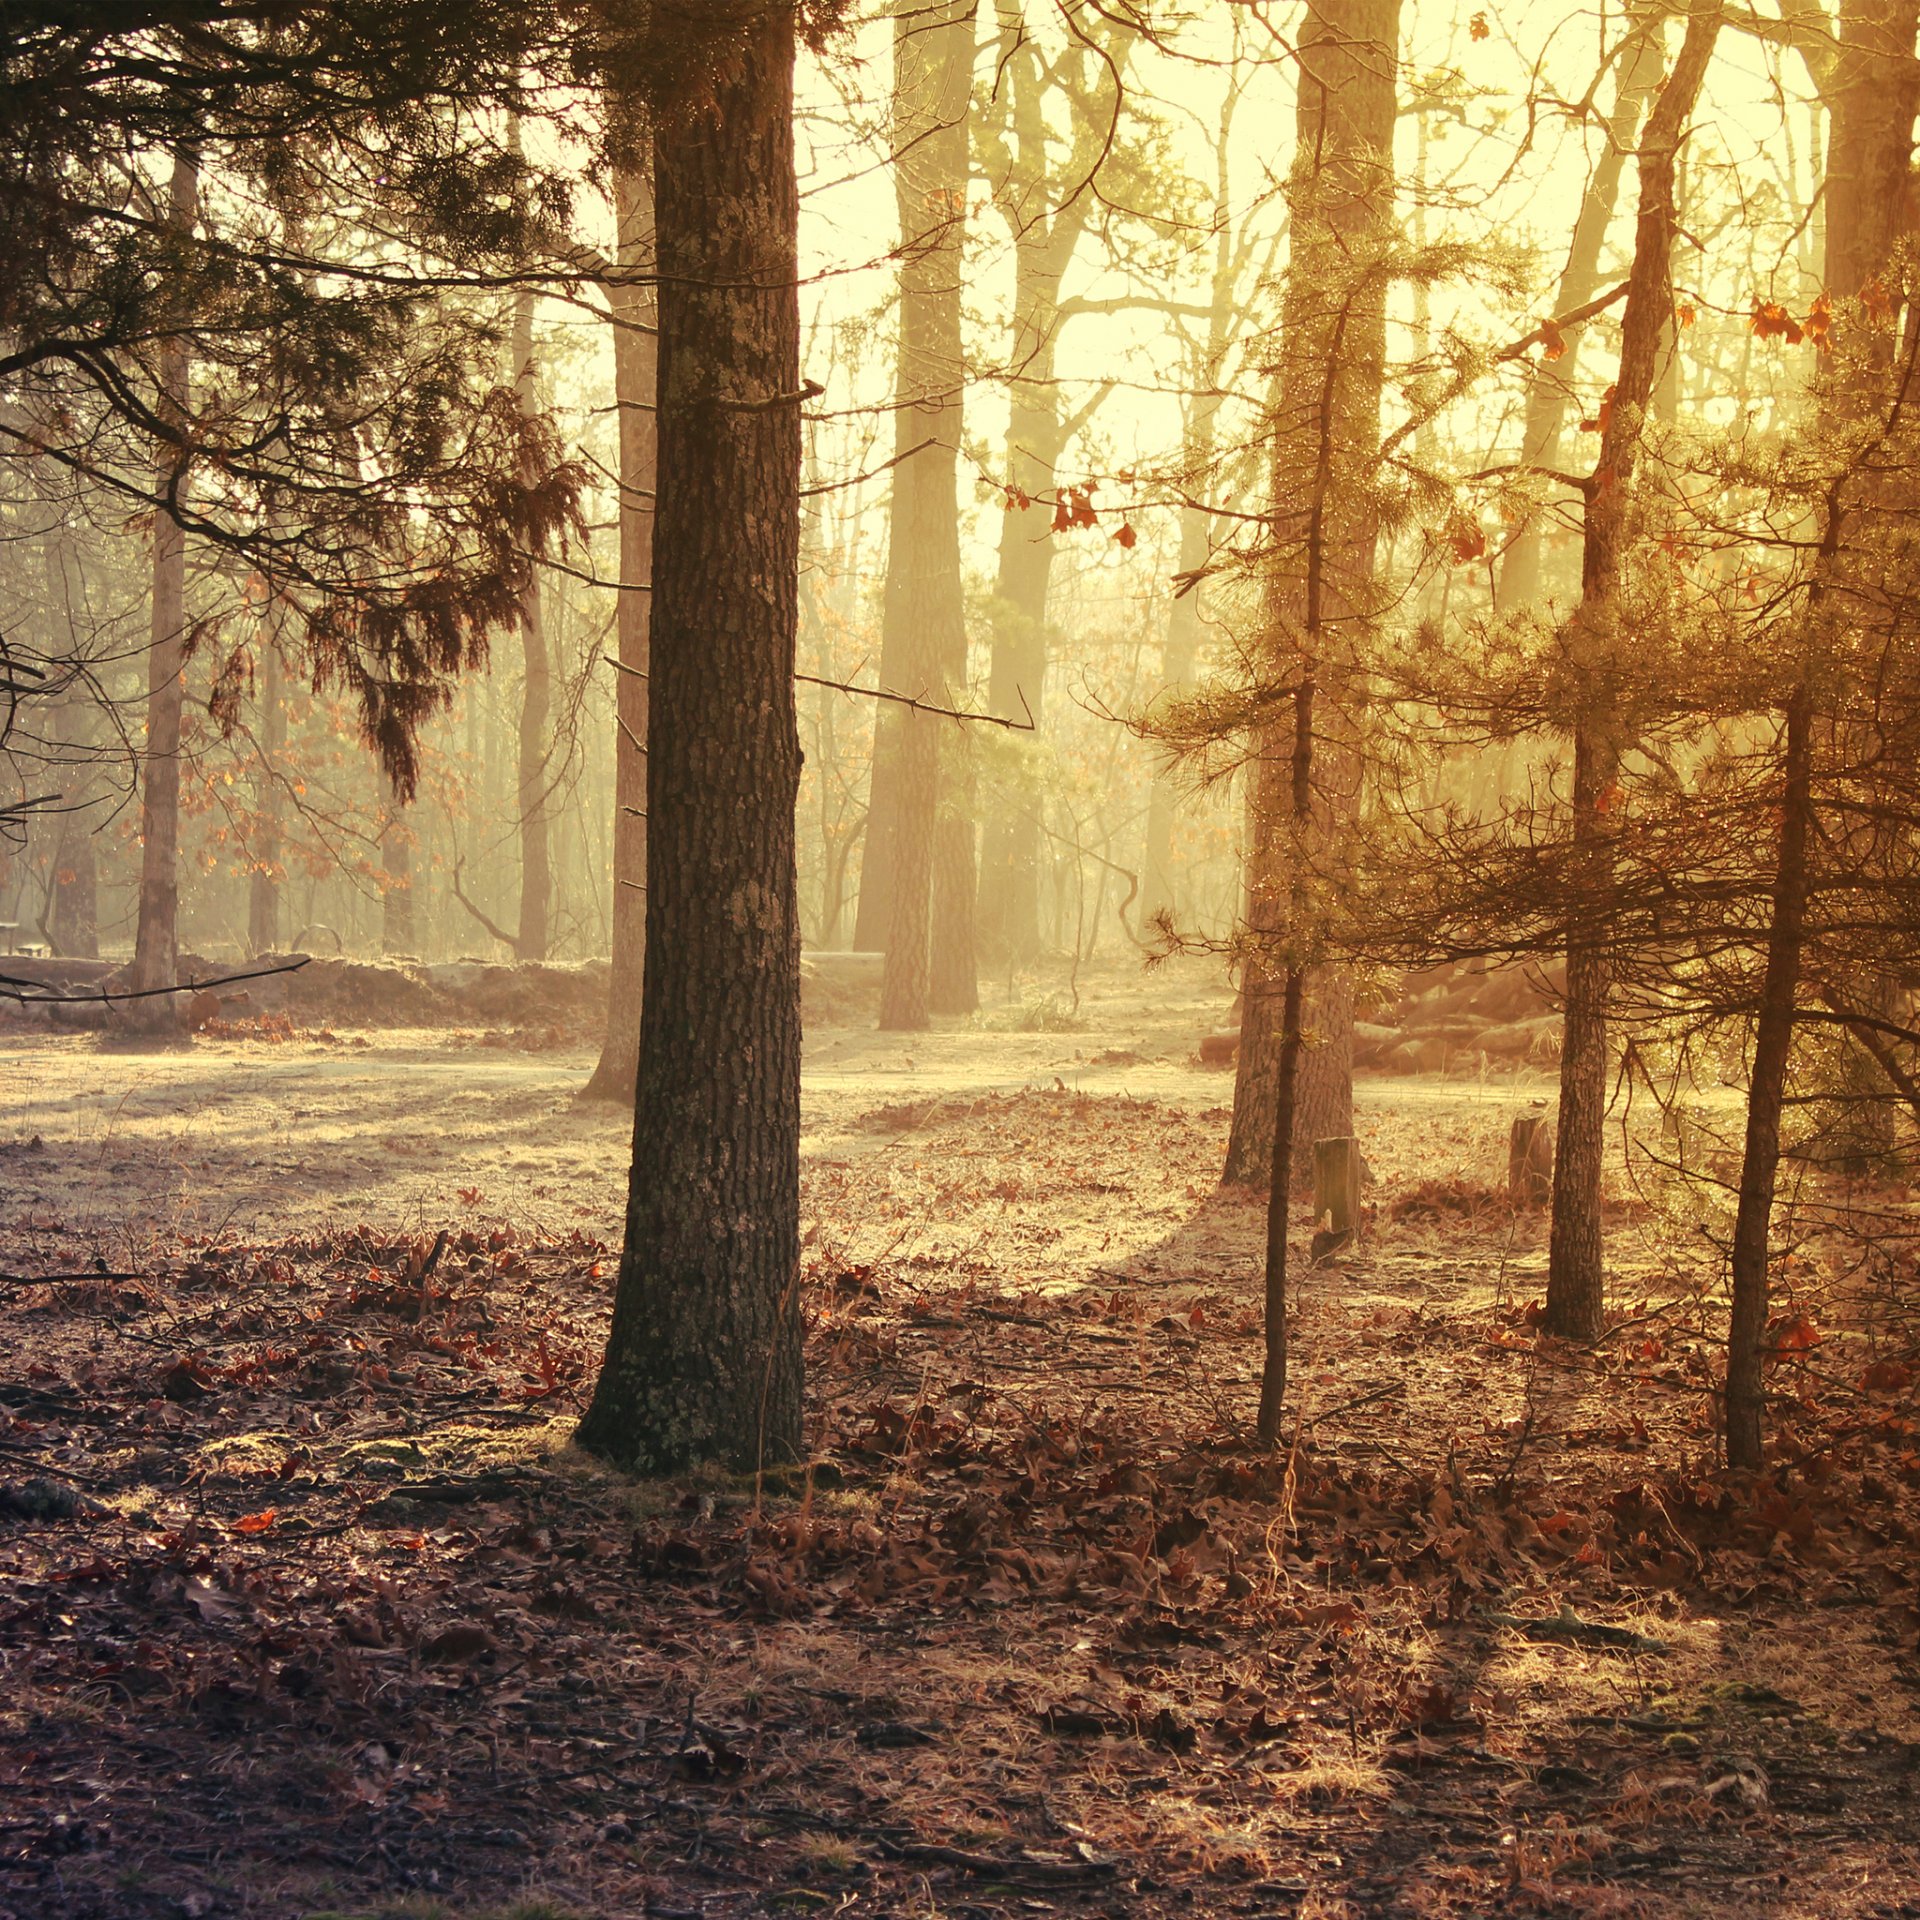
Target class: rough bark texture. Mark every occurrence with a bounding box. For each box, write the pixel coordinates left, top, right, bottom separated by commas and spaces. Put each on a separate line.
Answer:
512, 284, 552, 964
576, 5, 805, 1476
129, 147, 197, 1028
1224, 0, 1397, 1192
1825, 0, 1920, 301
1500, 15, 1662, 608
584, 159, 657, 1105
1545, 3, 1721, 1340
878, 0, 975, 1031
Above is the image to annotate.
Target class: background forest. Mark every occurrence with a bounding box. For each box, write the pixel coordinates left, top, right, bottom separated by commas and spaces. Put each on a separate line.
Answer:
9, 2, 1920, 1917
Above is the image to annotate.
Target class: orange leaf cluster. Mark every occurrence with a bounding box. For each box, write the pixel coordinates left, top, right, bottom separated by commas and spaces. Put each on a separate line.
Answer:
1051, 484, 1098, 534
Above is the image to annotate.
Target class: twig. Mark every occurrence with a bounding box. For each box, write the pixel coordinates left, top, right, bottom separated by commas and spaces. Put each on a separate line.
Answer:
602, 653, 1037, 731
0, 956, 309, 1007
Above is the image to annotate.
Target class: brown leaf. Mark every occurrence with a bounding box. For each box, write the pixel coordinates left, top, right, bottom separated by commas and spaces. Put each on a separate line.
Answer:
420, 1621, 499, 1664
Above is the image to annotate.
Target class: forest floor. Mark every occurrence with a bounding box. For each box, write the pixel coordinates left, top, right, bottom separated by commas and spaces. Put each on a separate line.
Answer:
2, 956, 1919, 1919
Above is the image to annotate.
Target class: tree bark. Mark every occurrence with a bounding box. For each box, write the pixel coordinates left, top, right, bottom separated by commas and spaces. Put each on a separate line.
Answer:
1726, 684, 1813, 1470
584, 157, 658, 1103
1544, 2, 1721, 1340
129, 145, 198, 1028
1225, 0, 1398, 1192
512, 283, 552, 963
878, 0, 975, 1031
577, 2, 806, 1476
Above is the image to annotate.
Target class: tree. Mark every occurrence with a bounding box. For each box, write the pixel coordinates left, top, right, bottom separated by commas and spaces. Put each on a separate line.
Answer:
1224, 0, 1399, 1196
878, 0, 976, 1031
1541, 1, 1721, 1340
1726, 0, 1920, 1466
127, 147, 197, 1022
577, 0, 810, 1475
1498, 11, 1664, 608
512, 282, 554, 964
583, 155, 659, 1104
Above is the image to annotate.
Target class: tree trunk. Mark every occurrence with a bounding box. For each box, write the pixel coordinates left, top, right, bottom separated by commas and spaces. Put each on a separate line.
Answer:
584, 157, 658, 1104
248, 623, 285, 955
1543, 2, 1721, 1340
43, 532, 98, 959
1143, 69, 1248, 930
1225, 0, 1398, 1192
381, 774, 415, 955
968, 3, 1126, 963
1726, 684, 1813, 1470
878, 0, 975, 1031
512, 284, 552, 963
577, 3, 805, 1476
929, 779, 980, 1014
1722, 0, 1919, 1463
1500, 13, 1663, 607
129, 146, 198, 1029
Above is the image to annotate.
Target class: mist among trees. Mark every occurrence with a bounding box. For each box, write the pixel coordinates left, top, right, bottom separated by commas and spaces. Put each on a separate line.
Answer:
6, 2, 1920, 1913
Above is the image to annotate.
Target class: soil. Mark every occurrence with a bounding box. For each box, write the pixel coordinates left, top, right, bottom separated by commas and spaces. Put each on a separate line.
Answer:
1, 955, 1917, 1919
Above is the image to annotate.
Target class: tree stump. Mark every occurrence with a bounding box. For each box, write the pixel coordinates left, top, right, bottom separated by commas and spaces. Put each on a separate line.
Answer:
1313, 1136, 1362, 1235
1509, 1114, 1554, 1206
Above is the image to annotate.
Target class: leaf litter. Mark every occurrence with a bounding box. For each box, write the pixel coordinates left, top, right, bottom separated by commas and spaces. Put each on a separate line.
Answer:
1, 1047, 1919, 1916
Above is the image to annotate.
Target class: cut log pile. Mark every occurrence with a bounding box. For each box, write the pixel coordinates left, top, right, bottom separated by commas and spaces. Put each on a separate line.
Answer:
1354, 959, 1562, 1076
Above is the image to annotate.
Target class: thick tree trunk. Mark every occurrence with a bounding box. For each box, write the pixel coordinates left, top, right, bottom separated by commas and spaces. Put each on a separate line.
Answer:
1543, 3, 1720, 1339
512, 285, 552, 963
248, 626, 285, 955
929, 783, 980, 1014
584, 158, 658, 1104
1726, 686, 1814, 1470
1225, 0, 1397, 1191
577, 4, 805, 1476
130, 147, 197, 1028
1825, 0, 1920, 300
878, 0, 975, 1031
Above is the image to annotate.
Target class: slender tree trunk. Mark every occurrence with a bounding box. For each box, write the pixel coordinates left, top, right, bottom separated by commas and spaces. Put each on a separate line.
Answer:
1722, 0, 1920, 1461
43, 532, 98, 959
1257, 662, 1318, 1445
130, 146, 197, 1026
1726, 685, 1814, 1469
1500, 13, 1662, 607
878, 0, 975, 1030
1544, 2, 1721, 1339
512, 285, 552, 963
577, 3, 805, 1475
381, 774, 415, 955
1225, 0, 1397, 1192
248, 625, 285, 954
584, 157, 658, 1103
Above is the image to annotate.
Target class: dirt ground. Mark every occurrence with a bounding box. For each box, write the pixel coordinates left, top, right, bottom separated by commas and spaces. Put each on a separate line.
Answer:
3, 957, 1919, 1919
